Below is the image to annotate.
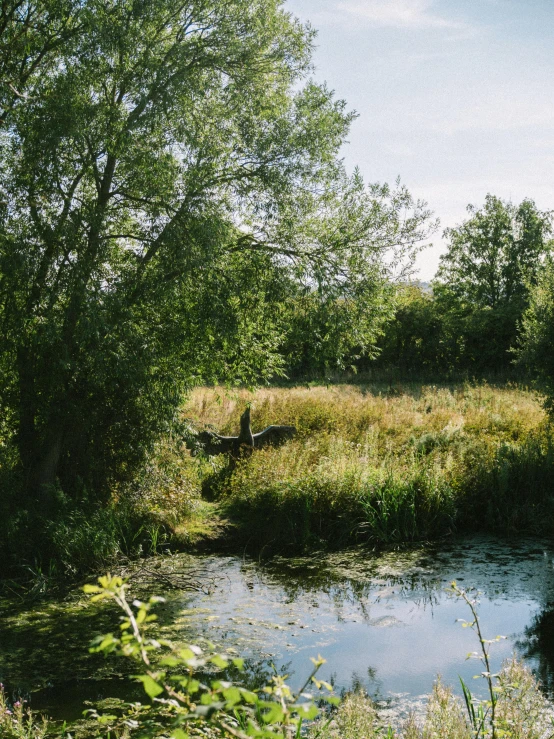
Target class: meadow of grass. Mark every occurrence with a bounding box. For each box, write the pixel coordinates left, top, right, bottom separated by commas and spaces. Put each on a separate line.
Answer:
178, 382, 554, 551
11, 381, 553, 577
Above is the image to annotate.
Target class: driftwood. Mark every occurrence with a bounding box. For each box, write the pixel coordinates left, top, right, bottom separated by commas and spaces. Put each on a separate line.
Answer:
188, 406, 296, 457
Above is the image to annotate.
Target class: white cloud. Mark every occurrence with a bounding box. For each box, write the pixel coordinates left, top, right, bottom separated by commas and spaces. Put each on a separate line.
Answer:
337, 0, 461, 29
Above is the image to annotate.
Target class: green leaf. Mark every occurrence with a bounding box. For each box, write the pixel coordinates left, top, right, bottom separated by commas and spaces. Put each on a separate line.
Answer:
260, 702, 285, 724
97, 714, 118, 724
240, 689, 258, 704
223, 686, 242, 706
210, 654, 229, 669
134, 675, 164, 699
160, 656, 181, 667
294, 703, 318, 720
83, 584, 102, 593
321, 695, 340, 706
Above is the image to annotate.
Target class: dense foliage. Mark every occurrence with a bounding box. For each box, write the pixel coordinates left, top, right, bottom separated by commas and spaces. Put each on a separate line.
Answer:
518, 259, 554, 412
375, 196, 553, 377
0, 0, 431, 511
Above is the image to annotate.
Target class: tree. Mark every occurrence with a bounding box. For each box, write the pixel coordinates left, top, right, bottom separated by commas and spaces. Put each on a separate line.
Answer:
517, 260, 554, 413
433, 195, 552, 372
0, 1, 82, 126
372, 284, 444, 376
0, 0, 433, 506
278, 176, 433, 377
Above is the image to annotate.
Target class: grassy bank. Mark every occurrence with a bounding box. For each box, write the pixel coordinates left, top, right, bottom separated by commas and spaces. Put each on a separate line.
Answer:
181, 382, 554, 551
5, 381, 553, 579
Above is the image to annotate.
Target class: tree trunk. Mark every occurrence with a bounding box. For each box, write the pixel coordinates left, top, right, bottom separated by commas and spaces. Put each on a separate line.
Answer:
17, 349, 65, 507
32, 424, 64, 506
16, 346, 37, 475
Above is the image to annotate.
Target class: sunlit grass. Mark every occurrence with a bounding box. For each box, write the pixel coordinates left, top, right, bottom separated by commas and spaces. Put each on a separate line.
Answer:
179, 383, 554, 550
309, 659, 552, 739
186, 382, 544, 447
54, 382, 551, 565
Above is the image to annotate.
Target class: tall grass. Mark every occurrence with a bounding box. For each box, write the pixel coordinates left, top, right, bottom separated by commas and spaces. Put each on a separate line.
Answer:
8, 382, 551, 576
309, 660, 552, 739
183, 383, 554, 550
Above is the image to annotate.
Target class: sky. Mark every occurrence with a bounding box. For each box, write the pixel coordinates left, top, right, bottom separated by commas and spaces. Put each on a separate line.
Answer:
285, 0, 554, 279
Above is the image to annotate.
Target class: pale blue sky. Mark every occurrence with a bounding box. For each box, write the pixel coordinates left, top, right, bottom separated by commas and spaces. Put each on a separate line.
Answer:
285, 0, 554, 278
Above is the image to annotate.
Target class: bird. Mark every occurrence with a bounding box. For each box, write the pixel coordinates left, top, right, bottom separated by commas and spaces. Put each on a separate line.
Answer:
187, 405, 296, 458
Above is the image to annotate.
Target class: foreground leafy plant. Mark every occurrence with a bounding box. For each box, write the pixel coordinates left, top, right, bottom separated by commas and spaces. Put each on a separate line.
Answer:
450, 581, 554, 739
450, 581, 505, 738
83, 574, 337, 738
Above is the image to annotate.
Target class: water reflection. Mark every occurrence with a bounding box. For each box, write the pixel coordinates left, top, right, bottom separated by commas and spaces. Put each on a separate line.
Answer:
2, 535, 554, 720
165, 536, 554, 702
518, 606, 554, 696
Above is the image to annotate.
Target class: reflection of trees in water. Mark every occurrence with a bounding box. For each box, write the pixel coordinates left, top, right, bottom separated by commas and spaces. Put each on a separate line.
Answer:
327, 665, 384, 703
348, 666, 384, 701
218, 658, 293, 693
516, 606, 554, 698
247, 549, 445, 622
241, 538, 554, 619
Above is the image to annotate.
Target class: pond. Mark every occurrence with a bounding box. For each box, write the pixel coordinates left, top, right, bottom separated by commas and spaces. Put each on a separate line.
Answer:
3, 535, 554, 723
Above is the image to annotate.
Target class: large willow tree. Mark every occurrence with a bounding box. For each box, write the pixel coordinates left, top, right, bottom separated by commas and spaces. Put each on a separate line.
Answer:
0, 0, 432, 504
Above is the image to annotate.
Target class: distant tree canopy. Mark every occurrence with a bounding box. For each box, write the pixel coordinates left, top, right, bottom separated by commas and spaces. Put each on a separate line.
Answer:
436, 196, 552, 311
372, 284, 443, 375
278, 177, 435, 377
434, 196, 552, 372
0, 0, 432, 504
374, 196, 553, 377
518, 259, 554, 413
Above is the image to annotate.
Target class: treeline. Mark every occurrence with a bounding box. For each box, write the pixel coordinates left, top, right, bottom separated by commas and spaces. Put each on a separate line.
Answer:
282, 194, 554, 380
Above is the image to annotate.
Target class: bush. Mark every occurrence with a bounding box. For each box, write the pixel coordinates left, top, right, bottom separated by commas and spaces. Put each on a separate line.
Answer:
0, 684, 48, 739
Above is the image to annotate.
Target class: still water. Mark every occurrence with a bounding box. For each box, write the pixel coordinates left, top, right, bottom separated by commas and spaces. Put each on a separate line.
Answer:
3, 535, 554, 720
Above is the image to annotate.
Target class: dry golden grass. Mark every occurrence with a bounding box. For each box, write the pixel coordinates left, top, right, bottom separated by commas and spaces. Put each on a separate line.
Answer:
184, 383, 545, 450
308, 659, 551, 739
176, 383, 554, 549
